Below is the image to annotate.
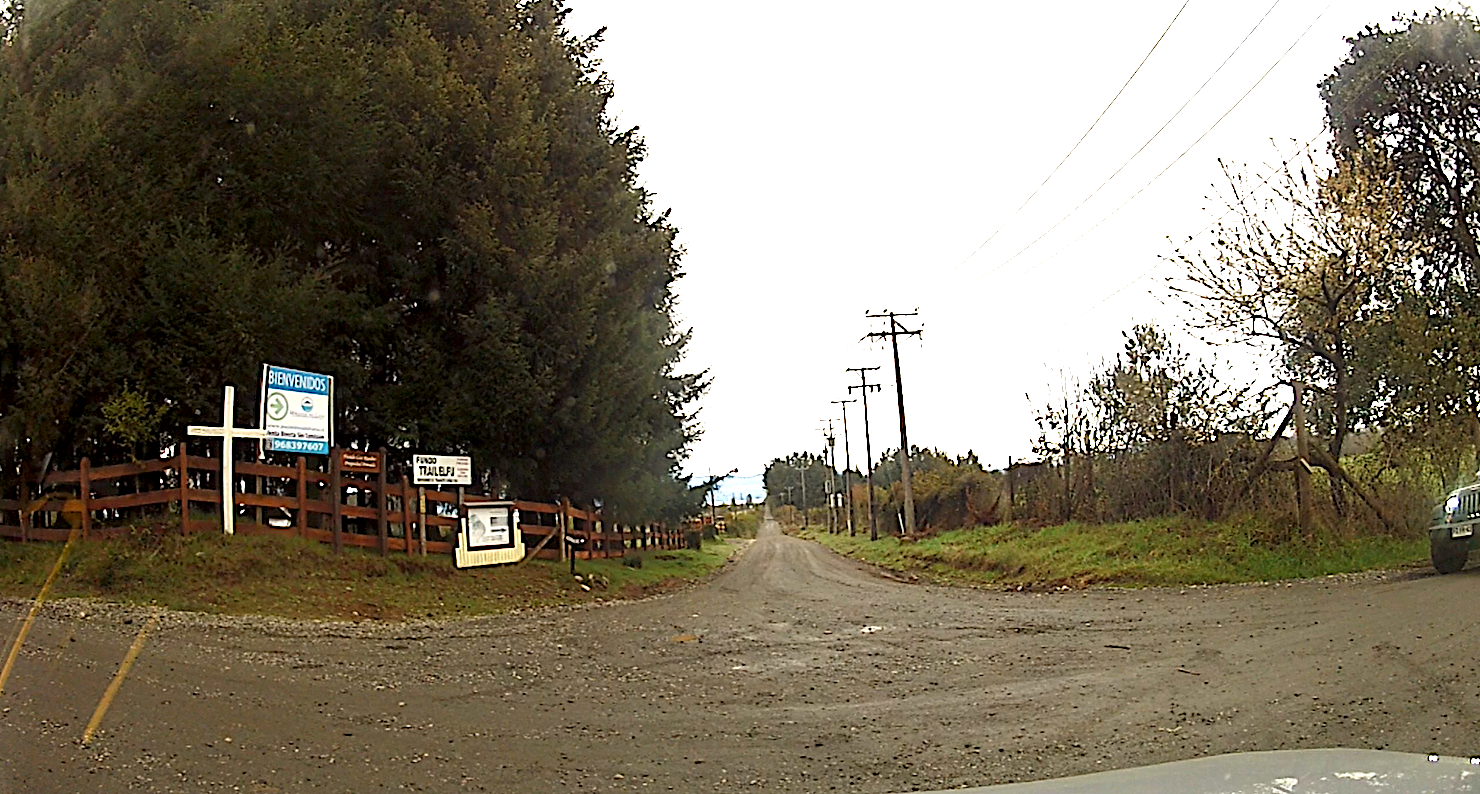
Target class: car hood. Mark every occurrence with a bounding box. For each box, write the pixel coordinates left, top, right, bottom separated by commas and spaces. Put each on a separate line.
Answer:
916, 749, 1477, 794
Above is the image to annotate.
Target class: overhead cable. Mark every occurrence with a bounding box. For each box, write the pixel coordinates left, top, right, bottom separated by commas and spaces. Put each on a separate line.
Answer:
966, 0, 1287, 283
947, 0, 1193, 273
989, 0, 1336, 289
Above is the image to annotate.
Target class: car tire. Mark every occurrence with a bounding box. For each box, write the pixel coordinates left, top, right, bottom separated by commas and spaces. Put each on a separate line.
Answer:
1432, 536, 1469, 574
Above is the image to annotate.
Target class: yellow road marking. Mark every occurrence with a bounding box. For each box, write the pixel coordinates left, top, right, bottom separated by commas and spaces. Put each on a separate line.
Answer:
81, 614, 159, 745
0, 526, 81, 696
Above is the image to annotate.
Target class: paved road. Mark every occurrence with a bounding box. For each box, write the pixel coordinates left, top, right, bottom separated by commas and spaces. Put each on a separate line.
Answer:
2, 516, 1478, 793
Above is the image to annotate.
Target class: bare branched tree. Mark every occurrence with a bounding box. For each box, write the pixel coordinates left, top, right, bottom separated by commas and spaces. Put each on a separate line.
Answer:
1170, 148, 1420, 519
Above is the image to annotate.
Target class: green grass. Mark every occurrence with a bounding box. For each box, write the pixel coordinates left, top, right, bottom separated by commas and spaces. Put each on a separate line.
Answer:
798, 517, 1428, 588
0, 528, 746, 620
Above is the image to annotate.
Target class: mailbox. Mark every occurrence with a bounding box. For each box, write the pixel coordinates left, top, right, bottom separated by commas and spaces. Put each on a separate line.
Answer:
455, 500, 525, 568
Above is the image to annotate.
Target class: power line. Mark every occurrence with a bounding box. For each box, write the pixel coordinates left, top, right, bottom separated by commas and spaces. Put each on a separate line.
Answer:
1073, 127, 1327, 320
949, 0, 1192, 273
965, 0, 1287, 283
1068, 6, 1432, 322
984, 0, 1336, 290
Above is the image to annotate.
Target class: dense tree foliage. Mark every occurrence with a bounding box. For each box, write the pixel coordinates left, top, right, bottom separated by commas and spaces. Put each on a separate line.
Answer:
1173, 150, 1413, 516
1024, 327, 1272, 523
1321, 12, 1480, 468
1322, 11, 1480, 289
0, 0, 704, 520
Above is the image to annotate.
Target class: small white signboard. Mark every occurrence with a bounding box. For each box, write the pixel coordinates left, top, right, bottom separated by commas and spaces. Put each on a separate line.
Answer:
466, 506, 514, 549
261, 364, 333, 455
413, 454, 472, 485
456, 501, 524, 568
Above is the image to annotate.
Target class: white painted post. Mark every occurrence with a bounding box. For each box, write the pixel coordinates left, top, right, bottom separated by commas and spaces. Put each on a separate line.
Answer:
221, 386, 236, 536
187, 386, 268, 536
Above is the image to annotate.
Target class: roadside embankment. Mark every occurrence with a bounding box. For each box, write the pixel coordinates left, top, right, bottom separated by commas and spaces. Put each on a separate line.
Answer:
0, 529, 747, 620
797, 517, 1427, 588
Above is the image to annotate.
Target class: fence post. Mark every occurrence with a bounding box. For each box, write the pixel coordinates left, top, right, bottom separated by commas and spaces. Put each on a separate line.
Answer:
377, 447, 390, 556
415, 485, 425, 557
397, 479, 410, 557
79, 457, 92, 540
330, 450, 343, 553
178, 442, 190, 534
456, 486, 465, 558
18, 470, 29, 543
296, 456, 308, 538
559, 500, 571, 559
561, 498, 573, 560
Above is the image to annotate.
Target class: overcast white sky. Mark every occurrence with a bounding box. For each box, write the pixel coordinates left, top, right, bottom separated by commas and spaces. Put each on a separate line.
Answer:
564, 0, 1468, 491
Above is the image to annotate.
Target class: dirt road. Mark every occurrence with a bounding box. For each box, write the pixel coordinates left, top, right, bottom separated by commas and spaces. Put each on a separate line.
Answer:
2, 516, 1477, 793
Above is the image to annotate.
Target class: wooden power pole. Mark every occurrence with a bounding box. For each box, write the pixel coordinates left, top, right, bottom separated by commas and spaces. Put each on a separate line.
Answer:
799, 460, 808, 529
821, 421, 838, 533
832, 399, 857, 536
866, 311, 922, 538
847, 366, 882, 541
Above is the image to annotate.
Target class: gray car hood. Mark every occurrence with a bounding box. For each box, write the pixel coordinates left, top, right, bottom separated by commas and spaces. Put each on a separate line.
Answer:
918, 749, 1478, 793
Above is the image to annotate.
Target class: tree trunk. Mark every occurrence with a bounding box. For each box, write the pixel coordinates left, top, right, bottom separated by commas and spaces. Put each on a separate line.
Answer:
1061, 454, 1072, 523
1308, 444, 1392, 531
1293, 382, 1313, 536
1330, 360, 1350, 518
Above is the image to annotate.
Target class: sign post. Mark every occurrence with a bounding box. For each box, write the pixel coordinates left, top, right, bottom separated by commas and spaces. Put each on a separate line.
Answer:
413, 455, 470, 558
187, 385, 267, 536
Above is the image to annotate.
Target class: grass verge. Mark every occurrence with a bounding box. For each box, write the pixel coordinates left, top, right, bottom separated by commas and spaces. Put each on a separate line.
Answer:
0, 528, 746, 620
798, 516, 1428, 588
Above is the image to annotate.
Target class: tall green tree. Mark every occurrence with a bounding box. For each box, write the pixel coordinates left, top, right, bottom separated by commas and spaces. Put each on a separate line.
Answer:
0, 0, 702, 520
1321, 11, 1480, 469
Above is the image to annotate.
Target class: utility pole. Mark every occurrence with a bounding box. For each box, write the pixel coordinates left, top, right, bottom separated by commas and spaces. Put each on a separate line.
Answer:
866, 310, 922, 538
847, 366, 882, 541
798, 460, 808, 529
821, 420, 837, 533
832, 399, 857, 536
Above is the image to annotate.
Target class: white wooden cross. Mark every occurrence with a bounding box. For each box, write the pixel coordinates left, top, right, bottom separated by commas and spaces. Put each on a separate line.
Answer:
187, 385, 267, 536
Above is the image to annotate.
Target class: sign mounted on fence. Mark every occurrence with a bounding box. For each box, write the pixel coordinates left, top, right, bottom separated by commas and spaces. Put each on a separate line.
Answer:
260, 364, 333, 455
455, 500, 524, 568
466, 505, 516, 549
413, 455, 472, 485
337, 449, 383, 474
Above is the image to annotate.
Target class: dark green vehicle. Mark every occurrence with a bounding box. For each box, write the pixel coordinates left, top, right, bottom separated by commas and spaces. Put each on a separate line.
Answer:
1429, 485, 1478, 573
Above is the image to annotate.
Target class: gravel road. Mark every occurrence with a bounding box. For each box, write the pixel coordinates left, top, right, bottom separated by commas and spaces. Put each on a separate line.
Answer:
2, 515, 1477, 793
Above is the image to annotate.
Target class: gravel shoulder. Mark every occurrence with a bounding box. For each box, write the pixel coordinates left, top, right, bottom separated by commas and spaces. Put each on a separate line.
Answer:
2, 517, 1476, 793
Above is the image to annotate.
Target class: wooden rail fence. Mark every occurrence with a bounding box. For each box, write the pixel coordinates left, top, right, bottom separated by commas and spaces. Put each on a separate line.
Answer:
0, 445, 683, 560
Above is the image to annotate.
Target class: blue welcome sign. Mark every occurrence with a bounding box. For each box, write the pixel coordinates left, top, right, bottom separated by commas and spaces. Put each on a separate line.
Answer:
260, 364, 333, 455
